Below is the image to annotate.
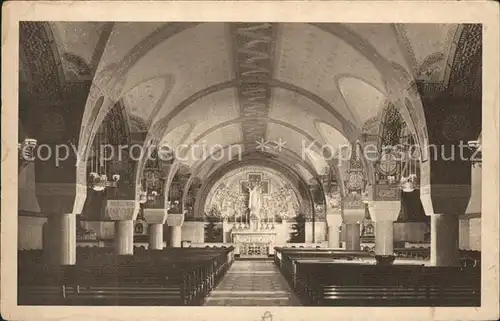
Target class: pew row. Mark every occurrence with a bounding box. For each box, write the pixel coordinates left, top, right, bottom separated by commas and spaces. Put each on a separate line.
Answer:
18, 247, 235, 306
274, 247, 480, 307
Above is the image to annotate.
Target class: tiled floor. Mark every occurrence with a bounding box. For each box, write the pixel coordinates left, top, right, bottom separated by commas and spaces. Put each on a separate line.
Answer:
203, 260, 301, 306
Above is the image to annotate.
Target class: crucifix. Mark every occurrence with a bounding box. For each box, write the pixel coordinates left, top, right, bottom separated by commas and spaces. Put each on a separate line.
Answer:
239, 173, 271, 229
241, 174, 269, 194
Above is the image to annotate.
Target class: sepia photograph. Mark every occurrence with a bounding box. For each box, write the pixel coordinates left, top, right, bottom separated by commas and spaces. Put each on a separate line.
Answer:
2, 1, 499, 321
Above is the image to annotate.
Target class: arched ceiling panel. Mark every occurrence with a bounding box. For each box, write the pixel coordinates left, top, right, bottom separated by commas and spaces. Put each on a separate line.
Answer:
168, 88, 240, 141
268, 87, 343, 141
266, 123, 311, 159
338, 77, 386, 125
97, 22, 168, 68
194, 143, 245, 177
195, 144, 245, 179
122, 77, 169, 132
343, 24, 412, 73
316, 122, 350, 157
266, 123, 327, 174
395, 24, 458, 81
178, 124, 243, 168
159, 122, 194, 152
275, 23, 385, 126
123, 23, 233, 119
304, 148, 330, 176
50, 22, 110, 80
196, 143, 320, 183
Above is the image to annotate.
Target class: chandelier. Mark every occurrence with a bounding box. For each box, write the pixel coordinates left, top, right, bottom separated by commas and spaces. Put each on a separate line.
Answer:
18, 138, 37, 164
88, 125, 120, 192
468, 140, 482, 167
399, 139, 419, 193
139, 188, 148, 203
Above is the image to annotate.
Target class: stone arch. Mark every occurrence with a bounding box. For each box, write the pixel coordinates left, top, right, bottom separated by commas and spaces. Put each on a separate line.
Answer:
192, 144, 320, 183
313, 22, 429, 173
445, 24, 482, 88
195, 159, 315, 221
147, 79, 356, 145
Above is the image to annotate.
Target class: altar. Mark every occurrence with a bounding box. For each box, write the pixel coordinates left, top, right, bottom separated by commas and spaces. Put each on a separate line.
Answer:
231, 228, 277, 258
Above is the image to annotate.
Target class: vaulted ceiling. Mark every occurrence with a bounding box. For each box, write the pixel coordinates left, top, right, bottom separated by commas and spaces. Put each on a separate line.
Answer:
21, 22, 464, 182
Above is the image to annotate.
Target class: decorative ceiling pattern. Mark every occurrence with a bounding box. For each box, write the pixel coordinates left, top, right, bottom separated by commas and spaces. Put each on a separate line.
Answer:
231, 23, 278, 150
21, 22, 479, 204
395, 23, 459, 82
447, 24, 482, 86
122, 77, 168, 132
50, 22, 112, 81
20, 22, 64, 103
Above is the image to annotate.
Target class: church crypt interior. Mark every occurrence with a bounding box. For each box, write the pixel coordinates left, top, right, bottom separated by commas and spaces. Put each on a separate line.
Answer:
17, 22, 482, 307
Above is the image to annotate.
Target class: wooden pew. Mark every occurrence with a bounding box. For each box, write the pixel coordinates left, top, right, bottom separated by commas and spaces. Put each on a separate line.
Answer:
274, 247, 372, 288
294, 262, 480, 306
18, 247, 235, 306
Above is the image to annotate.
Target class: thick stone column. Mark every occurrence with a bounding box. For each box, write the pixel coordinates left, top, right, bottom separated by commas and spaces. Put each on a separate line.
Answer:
169, 226, 182, 247
143, 208, 168, 250
344, 223, 361, 250
421, 183, 470, 267
166, 213, 184, 248
114, 220, 134, 255
459, 218, 470, 250
106, 200, 139, 255
430, 213, 460, 266
326, 214, 342, 248
368, 201, 401, 265
44, 213, 77, 265
342, 208, 364, 251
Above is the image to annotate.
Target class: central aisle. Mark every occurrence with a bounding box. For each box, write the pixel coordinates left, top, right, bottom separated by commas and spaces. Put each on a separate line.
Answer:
203, 260, 301, 306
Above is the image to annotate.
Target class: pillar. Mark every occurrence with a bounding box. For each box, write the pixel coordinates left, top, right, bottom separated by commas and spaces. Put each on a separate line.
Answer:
459, 218, 470, 250
374, 221, 394, 255
431, 213, 460, 266
344, 223, 361, 250
148, 224, 163, 250
169, 226, 182, 248
114, 220, 134, 255
420, 182, 470, 267
143, 208, 168, 250
342, 208, 365, 251
106, 200, 139, 255
326, 214, 342, 248
44, 213, 77, 265
368, 201, 400, 265
166, 212, 185, 248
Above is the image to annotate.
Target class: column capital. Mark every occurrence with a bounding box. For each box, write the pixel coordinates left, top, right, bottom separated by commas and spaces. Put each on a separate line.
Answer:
105, 199, 139, 221
368, 200, 401, 222
166, 212, 185, 227
342, 208, 365, 224
325, 214, 343, 227
371, 185, 401, 202
420, 184, 471, 216
143, 208, 168, 224
35, 183, 86, 215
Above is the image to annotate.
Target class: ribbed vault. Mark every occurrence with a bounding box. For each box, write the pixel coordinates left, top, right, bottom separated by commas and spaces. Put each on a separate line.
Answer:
23, 21, 472, 206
